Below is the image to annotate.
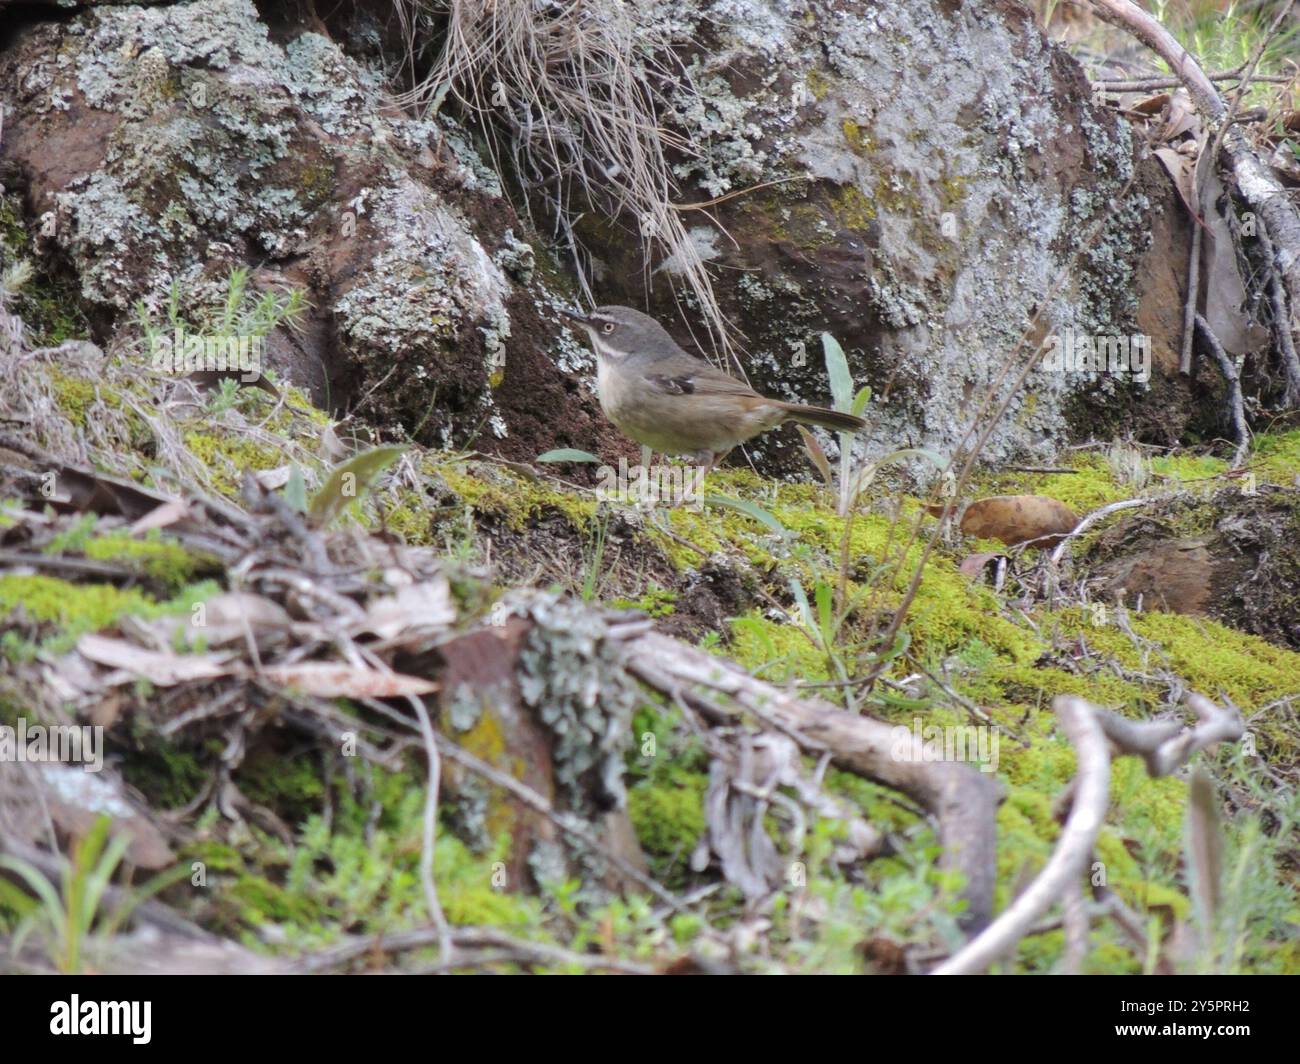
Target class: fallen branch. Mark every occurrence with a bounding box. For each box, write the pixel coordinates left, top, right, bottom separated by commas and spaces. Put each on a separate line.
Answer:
293, 925, 656, 974
621, 630, 1001, 931
933, 691, 1243, 973
932, 695, 1109, 974
404, 693, 452, 968
1048, 498, 1150, 566
1257, 223, 1300, 407
1095, 71, 1296, 92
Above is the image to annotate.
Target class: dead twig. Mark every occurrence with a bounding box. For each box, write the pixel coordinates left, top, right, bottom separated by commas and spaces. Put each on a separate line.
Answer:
293, 925, 655, 974
933, 695, 1110, 974
1048, 498, 1150, 567
1256, 223, 1300, 407
1194, 314, 1251, 468
405, 694, 452, 969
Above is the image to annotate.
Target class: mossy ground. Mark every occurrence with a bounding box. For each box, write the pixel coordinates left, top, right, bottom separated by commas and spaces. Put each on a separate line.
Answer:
5, 340, 1299, 972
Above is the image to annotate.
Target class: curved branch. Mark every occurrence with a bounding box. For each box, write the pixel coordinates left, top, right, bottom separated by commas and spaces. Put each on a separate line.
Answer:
934, 690, 1244, 973
932, 695, 1110, 974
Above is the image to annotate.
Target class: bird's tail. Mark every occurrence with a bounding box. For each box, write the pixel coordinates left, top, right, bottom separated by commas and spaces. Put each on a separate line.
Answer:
776, 402, 866, 434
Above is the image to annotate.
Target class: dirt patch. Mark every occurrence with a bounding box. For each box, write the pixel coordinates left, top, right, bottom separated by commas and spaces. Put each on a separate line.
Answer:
1084, 485, 1300, 649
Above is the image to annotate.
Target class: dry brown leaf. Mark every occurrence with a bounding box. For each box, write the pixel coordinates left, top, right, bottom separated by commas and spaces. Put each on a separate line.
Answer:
795, 425, 832, 486
155, 591, 294, 649
959, 551, 1008, 580
76, 634, 233, 686
1159, 88, 1201, 144
960, 495, 1078, 548
1269, 141, 1300, 184
257, 663, 438, 698
319, 423, 349, 462
1200, 164, 1270, 354
358, 578, 455, 640
128, 499, 191, 535
1153, 146, 1199, 219
1131, 92, 1171, 117
253, 466, 293, 491
41, 464, 181, 522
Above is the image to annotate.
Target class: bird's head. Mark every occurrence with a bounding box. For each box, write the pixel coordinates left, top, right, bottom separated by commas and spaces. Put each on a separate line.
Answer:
561, 305, 677, 363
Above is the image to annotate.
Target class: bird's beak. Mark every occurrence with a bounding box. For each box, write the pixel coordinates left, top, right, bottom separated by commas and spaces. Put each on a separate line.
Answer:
560, 308, 591, 326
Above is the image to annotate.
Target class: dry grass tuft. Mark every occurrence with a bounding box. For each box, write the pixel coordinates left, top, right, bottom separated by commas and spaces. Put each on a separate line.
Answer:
395, 0, 736, 361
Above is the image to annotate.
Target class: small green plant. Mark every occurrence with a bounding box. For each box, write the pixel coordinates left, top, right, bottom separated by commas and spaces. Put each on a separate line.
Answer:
134, 267, 307, 347
580, 509, 609, 601
801, 333, 945, 517
0, 816, 184, 974
309, 445, 408, 528
1148, 0, 1300, 106
203, 376, 244, 416
536, 448, 600, 464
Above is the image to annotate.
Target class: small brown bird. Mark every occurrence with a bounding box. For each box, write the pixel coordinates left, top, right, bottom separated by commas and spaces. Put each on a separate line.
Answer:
563, 305, 866, 471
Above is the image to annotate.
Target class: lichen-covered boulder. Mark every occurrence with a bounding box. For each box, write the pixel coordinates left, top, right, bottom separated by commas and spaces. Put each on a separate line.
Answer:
564, 0, 1181, 471
0, 0, 623, 462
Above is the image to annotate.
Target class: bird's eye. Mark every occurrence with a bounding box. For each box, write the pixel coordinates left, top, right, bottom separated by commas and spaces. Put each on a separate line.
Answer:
601, 322, 615, 335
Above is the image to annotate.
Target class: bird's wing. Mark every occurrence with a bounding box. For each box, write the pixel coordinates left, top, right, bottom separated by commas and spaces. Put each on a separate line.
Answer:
644, 360, 762, 400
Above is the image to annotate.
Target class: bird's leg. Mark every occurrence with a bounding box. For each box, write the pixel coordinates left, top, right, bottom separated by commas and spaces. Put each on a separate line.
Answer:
687, 448, 729, 501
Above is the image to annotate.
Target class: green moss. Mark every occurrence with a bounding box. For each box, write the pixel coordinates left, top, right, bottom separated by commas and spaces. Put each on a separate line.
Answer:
298, 160, 336, 210
627, 770, 707, 885
377, 492, 439, 544
828, 184, 877, 229
805, 69, 831, 101
1053, 605, 1300, 707
238, 746, 327, 827
0, 194, 91, 346
48, 371, 99, 429
280, 384, 332, 426
841, 118, 875, 156
451, 708, 521, 841
0, 573, 216, 658
0, 574, 161, 653
728, 610, 826, 681
0, 194, 26, 249
83, 531, 204, 592
183, 430, 285, 494
990, 795, 1056, 916
119, 738, 212, 810
939, 173, 968, 211
610, 585, 677, 618
977, 454, 1127, 514
438, 460, 596, 533
978, 429, 1300, 520
748, 194, 839, 250
435, 834, 547, 933
1253, 428, 1300, 484
230, 875, 322, 926
45, 369, 151, 450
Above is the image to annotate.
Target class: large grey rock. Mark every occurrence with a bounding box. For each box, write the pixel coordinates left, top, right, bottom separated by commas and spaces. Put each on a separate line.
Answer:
564, 0, 1172, 472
